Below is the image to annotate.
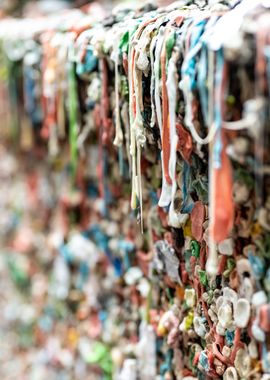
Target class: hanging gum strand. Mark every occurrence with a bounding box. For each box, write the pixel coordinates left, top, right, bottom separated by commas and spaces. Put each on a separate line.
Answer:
133, 68, 144, 231
161, 28, 172, 186
154, 27, 164, 135
155, 28, 173, 208
206, 79, 218, 277
40, 35, 52, 140
167, 53, 178, 224
134, 21, 157, 231
67, 36, 79, 180
211, 134, 235, 245
129, 17, 159, 213
207, 58, 234, 276
97, 120, 105, 200
254, 16, 269, 207
113, 34, 123, 147
230, 327, 245, 363
150, 33, 158, 128
101, 58, 112, 145
129, 40, 137, 210
212, 62, 234, 243
165, 12, 184, 187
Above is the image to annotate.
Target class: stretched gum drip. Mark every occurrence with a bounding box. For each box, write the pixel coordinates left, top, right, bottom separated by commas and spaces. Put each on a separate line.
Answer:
161, 28, 172, 187
129, 17, 160, 230
128, 35, 137, 211
167, 54, 178, 226
101, 58, 111, 145
150, 34, 158, 129
154, 27, 173, 208
68, 40, 79, 180
113, 33, 123, 148
207, 57, 234, 277
148, 14, 168, 132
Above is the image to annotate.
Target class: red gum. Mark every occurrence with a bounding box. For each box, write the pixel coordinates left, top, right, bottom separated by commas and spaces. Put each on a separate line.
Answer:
101, 58, 112, 145
230, 327, 244, 363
